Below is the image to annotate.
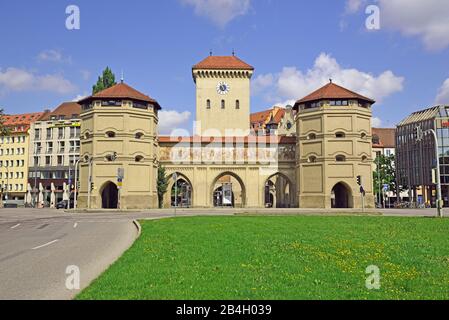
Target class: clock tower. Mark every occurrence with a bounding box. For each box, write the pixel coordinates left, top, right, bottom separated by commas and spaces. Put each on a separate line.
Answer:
192, 55, 254, 137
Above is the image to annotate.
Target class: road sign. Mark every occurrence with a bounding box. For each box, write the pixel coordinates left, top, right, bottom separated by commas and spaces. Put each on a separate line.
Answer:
117, 168, 125, 180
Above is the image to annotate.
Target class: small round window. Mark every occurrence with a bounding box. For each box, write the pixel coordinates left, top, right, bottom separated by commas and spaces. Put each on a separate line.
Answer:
135, 132, 144, 139
135, 156, 144, 162
106, 131, 116, 138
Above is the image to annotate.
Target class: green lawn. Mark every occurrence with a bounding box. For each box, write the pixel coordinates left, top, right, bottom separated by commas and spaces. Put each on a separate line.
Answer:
77, 216, 449, 300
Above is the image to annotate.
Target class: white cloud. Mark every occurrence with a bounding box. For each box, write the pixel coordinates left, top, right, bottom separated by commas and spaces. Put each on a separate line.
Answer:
345, 0, 366, 14
73, 93, 88, 102
158, 110, 192, 135
0, 67, 77, 94
180, 0, 251, 27
255, 53, 404, 105
251, 73, 274, 95
345, 0, 449, 51
436, 78, 449, 105
37, 49, 71, 63
372, 117, 382, 128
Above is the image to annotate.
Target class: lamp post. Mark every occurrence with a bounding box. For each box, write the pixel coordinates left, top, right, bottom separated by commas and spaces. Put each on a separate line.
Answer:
417, 126, 443, 218
87, 156, 93, 209
74, 158, 81, 210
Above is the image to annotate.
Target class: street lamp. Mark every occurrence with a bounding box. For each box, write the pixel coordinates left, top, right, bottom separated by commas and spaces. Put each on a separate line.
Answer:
417, 126, 443, 218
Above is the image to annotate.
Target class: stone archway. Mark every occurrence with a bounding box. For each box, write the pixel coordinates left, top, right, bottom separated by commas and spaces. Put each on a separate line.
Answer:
101, 181, 118, 209
331, 182, 353, 208
210, 172, 246, 208
264, 173, 294, 208
165, 172, 194, 208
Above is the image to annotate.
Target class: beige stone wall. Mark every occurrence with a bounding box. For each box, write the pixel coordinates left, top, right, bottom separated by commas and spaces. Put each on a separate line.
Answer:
194, 69, 252, 136
297, 101, 375, 209
78, 101, 158, 209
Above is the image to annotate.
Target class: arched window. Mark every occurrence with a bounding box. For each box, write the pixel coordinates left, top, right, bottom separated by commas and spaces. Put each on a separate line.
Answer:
335, 132, 346, 138
135, 132, 144, 139
221, 100, 225, 109
206, 99, 211, 109
362, 155, 368, 162
135, 155, 144, 162
308, 133, 317, 140
308, 156, 317, 163
361, 133, 367, 139
236, 100, 240, 109
336, 155, 346, 162
106, 131, 116, 138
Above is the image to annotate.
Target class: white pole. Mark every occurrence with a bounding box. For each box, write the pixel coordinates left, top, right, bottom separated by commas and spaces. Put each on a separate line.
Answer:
74, 159, 81, 209
428, 129, 443, 218
87, 157, 92, 209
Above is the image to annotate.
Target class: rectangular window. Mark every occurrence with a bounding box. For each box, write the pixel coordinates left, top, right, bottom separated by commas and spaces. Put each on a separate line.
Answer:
207, 100, 211, 109
221, 100, 225, 109
236, 100, 240, 109
46, 128, 52, 139
46, 156, 51, 166
57, 156, 64, 166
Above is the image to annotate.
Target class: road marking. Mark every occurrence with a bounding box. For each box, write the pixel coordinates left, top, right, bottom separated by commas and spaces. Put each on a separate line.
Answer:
73, 222, 78, 228
10, 224, 21, 229
32, 239, 59, 250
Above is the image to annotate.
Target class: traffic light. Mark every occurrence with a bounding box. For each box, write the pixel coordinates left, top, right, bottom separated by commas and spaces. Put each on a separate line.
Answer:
357, 175, 362, 186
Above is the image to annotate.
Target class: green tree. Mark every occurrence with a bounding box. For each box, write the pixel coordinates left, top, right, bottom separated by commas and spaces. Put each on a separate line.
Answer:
373, 154, 398, 204
92, 67, 117, 94
0, 108, 9, 136
157, 165, 169, 209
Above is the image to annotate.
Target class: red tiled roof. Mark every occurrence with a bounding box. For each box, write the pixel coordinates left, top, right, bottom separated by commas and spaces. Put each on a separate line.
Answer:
250, 107, 285, 130
41, 102, 81, 121
294, 82, 375, 106
193, 56, 254, 70
2, 112, 47, 133
372, 128, 396, 148
78, 82, 161, 109
159, 135, 296, 144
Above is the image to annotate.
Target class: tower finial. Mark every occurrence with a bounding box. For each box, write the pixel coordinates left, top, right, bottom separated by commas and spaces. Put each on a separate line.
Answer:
329, 78, 333, 84
209, 49, 213, 56
121, 70, 124, 83
232, 48, 235, 56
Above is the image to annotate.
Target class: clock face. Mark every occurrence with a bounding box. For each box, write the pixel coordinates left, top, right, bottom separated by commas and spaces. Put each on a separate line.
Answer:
216, 82, 230, 95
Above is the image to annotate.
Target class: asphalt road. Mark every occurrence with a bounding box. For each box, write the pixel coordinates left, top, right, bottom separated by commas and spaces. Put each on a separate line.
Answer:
0, 209, 140, 300
0, 207, 443, 300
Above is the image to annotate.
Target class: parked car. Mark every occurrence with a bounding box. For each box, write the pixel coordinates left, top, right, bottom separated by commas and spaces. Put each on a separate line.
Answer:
56, 200, 74, 209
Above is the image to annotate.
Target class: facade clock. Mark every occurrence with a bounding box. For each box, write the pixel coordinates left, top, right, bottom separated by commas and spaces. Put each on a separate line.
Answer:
216, 82, 230, 95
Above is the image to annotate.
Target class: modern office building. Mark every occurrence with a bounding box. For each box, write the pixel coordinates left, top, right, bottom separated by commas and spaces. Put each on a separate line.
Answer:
396, 106, 449, 206
28, 102, 81, 205
0, 112, 46, 203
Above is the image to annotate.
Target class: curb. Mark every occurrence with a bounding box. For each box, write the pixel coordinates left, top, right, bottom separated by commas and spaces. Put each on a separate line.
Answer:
132, 219, 142, 239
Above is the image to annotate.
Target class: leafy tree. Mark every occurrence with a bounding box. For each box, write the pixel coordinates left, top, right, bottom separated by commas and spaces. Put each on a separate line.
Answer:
0, 108, 10, 136
92, 67, 116, 94
157, 165, 169, 209
373, 154, 399, 204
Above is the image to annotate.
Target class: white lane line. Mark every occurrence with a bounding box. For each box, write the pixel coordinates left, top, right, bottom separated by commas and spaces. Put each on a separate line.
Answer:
73, 222, 78, 229
32, 239, 59, 250
10, 224, 21, 229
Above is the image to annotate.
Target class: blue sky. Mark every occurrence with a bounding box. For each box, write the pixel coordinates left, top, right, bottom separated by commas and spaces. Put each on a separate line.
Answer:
0, 0, 449, 133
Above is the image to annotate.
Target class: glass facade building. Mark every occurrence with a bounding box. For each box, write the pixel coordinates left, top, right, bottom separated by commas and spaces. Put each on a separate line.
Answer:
396, 106, 449, 206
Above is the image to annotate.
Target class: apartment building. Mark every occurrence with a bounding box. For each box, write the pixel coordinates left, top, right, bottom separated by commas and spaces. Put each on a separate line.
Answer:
28, 102, 81, 204
0, 112, 46, 203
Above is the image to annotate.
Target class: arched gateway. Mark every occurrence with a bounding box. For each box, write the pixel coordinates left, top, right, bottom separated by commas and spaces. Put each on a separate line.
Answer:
101, 182, 118, 209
